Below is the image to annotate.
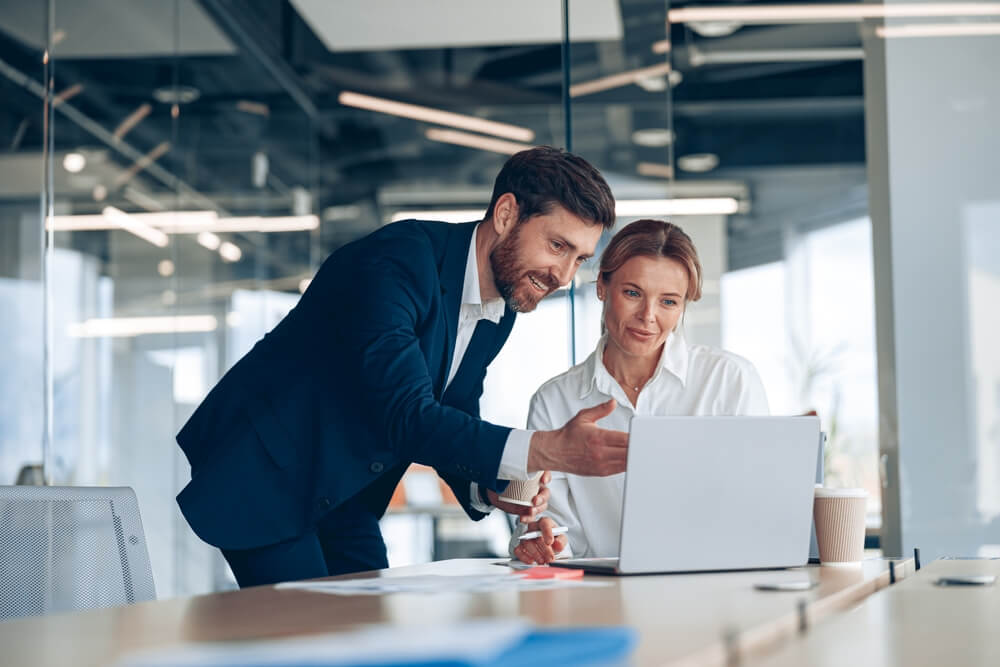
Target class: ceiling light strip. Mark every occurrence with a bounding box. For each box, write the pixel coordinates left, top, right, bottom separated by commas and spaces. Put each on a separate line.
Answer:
876, 22, 1000, 38
425, 128, 534, 155
339, 91, 535, 142
669, 3, 1000, 24
218, 242, 242, 262
570, 62, 673, 98
102, 206, 169, 247
52, 83, 84, 107
651, 39, 671, 54
46, 212, 319, 234
390, 209, 486, 224
392, 199, 741, 222
615, 198, 739, 216
113, 141, 171, 188
691, 48, 864, 66
636, 162, 675, 179
197, 231, 221, 250
113, 103, 152, 140
68, 315, 218, 338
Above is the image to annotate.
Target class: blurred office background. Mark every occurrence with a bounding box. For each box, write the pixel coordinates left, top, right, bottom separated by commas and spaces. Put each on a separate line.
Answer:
0, 0, 996, 596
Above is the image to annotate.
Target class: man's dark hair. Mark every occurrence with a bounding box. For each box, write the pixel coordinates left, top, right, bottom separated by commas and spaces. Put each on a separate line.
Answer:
484, 146, 616, 230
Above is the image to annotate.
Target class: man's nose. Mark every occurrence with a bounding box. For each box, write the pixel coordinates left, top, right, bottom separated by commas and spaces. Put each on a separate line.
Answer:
554, 257, 576, 286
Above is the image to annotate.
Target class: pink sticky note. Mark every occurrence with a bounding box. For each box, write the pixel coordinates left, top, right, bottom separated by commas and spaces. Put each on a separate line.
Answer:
520, 566, 584, 580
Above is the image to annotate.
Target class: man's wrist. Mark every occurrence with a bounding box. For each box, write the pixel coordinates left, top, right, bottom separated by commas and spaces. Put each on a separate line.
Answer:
477, 484, 493, 507
528, 430, 554, 473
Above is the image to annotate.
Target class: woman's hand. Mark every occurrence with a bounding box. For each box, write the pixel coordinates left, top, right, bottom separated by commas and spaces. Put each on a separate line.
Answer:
513, 517, 567, 565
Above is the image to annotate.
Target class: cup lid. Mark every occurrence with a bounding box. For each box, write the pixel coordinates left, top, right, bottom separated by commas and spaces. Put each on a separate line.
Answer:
814, 487, 868, 498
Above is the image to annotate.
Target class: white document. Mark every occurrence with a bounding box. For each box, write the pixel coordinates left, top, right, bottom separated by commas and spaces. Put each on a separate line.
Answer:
118, 619, 529, 666
274, 573, 606, 595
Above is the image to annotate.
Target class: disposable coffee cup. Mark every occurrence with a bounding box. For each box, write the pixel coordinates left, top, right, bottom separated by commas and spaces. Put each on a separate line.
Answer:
813, 488, 867, 566
499, 471, 543, 507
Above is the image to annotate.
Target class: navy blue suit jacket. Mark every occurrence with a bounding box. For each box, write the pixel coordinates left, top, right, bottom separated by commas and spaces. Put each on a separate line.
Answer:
176, 220, 517, 550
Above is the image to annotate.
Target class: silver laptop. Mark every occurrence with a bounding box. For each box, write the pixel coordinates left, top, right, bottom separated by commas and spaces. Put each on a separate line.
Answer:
552, 416, 822, 575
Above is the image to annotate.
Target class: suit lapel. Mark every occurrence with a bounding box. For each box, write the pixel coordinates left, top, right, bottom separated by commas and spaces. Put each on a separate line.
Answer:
443, 306, 516, 404
437, 221, 478, 394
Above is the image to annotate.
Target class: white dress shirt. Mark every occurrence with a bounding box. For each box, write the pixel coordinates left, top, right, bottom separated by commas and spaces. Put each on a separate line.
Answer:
517, 330, 769, 557
446, 224, 533, 513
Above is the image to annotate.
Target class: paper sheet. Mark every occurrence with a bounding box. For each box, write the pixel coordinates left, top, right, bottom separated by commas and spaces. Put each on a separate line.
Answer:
274, 573, 607, 595
117, 619, 530, 666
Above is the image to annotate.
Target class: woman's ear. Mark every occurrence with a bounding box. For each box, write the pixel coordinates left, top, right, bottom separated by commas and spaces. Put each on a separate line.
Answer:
596, 282, 606, 301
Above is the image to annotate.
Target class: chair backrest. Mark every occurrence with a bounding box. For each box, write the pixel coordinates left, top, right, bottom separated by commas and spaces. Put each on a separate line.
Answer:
0, 485, 156, 620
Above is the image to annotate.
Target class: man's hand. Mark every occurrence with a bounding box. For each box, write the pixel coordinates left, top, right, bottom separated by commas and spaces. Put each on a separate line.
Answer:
487, 470, 551, 524
528, 399, 628, 476
513, 517, 567, 565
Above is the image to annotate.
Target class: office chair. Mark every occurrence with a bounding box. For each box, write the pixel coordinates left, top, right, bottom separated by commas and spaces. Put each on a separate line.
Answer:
0, 485, 156, 620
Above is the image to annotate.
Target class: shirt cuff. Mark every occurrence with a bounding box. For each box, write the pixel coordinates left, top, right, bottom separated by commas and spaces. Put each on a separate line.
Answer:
497, 429, 533, 481
469, 482, 493, 513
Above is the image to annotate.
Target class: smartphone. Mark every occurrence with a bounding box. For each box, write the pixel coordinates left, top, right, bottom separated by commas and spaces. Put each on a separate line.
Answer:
753, 580, 818, 592
934, 575, 996, 587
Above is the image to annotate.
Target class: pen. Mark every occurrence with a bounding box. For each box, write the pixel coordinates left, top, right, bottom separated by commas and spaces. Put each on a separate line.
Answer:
519, 525, 569, 541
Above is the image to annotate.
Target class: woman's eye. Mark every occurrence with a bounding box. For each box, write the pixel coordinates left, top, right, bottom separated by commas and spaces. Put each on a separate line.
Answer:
625, 289, 639, 297
662, 299, 677, 306
551, 241, 563, 251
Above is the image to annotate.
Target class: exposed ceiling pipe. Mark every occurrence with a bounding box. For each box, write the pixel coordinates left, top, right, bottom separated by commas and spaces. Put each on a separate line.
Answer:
0, 55, 227, 216
197, 0, 319, 120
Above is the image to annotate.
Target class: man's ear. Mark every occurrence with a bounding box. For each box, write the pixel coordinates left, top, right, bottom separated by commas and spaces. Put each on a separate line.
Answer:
491, 193, 519, 237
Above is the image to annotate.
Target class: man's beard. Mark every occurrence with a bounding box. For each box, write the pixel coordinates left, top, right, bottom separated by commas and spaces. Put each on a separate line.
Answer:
490, 225, 557, 313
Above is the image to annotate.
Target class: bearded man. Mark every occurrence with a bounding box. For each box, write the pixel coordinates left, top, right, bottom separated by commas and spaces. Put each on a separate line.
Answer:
176, 146, 629, 586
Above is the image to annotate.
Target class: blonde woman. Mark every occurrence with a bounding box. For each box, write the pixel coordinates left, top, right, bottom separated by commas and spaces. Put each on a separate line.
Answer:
513, 219, 769, 564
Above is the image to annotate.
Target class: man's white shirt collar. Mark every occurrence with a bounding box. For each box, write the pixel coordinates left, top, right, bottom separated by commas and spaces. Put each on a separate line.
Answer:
581, 329, 690, 400
461, 223, 505, 324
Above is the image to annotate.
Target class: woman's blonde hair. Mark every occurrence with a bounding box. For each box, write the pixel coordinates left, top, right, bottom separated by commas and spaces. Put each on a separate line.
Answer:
598, 219, 703, 302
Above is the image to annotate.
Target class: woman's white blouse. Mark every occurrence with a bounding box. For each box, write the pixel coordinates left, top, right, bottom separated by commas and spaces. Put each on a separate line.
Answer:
521, 331, 770, 558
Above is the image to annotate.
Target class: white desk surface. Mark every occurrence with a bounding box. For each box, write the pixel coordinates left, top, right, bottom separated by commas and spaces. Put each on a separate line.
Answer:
747, 558, 1000, 667
0, 557, 909, 667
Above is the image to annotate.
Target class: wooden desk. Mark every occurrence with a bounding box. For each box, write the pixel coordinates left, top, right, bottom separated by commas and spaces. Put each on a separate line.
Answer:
747, 558, 1000, 667
0, 558, 908, 667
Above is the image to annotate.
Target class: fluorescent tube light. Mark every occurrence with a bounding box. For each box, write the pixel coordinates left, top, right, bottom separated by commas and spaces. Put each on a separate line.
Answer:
339, 90, 535, 142
390, 209, 485, 224
113, 103, 152, 140
206, 215, 320, 233
669, 3, 1000, 24
637, 162, 675, 179
47, 212, 319, 234
68, 315, 218, 338
651, 39, 671, 54
389, 199, 740, 222
876, 22, 1000, 38
615, 198, 739, 217
236, 100, 270, 117
197, 231, 221, 250
218, 242, 242, 262
52, 83, 84, 107
570, 62, 673, 97
113, 141, 170, 188
689, 48, 864, 66
425, 128, 534, 155
103, 206, 169, 247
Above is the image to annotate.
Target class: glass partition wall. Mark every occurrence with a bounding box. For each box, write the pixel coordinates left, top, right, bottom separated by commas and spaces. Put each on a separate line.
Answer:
10, 0, 966, 596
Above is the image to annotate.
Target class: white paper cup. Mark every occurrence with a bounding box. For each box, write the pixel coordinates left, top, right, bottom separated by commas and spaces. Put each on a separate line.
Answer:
499, 471, 543, 507
813, 488, 867, 566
